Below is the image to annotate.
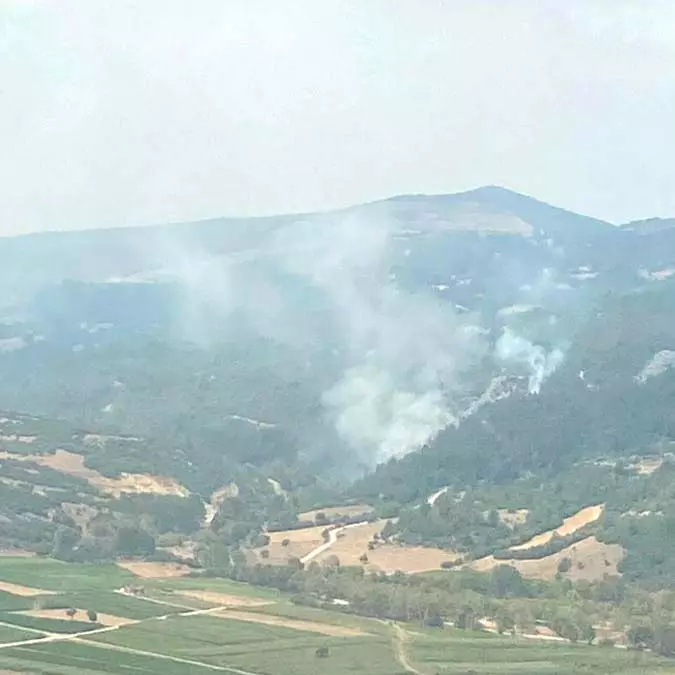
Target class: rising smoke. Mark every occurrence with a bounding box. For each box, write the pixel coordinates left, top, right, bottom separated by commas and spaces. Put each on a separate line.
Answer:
275, 213, 488, 464
495, 327, 566, 394
151, 214, 565, 467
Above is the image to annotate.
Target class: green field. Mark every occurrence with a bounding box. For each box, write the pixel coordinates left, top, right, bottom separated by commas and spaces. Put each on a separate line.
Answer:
88, 614, 404, 675
149, 575, 282, 600
0, 623, 40, 644
0, 557, 135, 591
1, 556, 674, 674
38, 589, 188, 619
0, 589, 34, 611
410, 628, 675, 675
0, 612, 102, 634
245, 598, 392, 635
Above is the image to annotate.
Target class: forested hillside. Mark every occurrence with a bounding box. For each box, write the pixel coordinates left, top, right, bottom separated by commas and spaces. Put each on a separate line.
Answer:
1, 186, 675, 589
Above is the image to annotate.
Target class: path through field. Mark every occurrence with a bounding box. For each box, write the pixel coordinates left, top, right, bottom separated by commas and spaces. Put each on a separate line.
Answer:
68, 636, 262, 674
0, 593, 266, 674
392, 623, 426, 675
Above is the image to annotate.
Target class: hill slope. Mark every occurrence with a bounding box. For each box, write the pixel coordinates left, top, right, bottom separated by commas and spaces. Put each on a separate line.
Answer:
1, 186, 675, 584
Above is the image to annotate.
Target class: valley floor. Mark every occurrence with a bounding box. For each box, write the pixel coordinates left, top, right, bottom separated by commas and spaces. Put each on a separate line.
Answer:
0, 557, 671, 675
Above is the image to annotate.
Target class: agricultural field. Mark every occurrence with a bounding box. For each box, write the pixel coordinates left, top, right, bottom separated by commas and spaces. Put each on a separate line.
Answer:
0, 556, 671, 674
0, 624, 38, 645
409, 627, 675, 675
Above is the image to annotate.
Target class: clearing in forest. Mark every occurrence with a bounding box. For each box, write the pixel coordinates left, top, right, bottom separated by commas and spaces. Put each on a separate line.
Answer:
313, 520, 459, 574
263, 524, 328, 562
509, 504, 605, 551
470, 536, 624, 581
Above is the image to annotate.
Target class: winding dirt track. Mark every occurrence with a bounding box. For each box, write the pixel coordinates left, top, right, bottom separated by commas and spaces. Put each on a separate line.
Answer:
299, 520, 370, 565
392, 623, 426, 675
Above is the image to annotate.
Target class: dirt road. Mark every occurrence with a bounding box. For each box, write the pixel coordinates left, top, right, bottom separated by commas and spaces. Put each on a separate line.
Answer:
299, 520, 370, 565
0, 596, 264, 674
392, 623, 426, 675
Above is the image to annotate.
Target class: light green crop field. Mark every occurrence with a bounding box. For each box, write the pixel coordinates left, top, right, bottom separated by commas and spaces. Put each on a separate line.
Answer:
0, 589, 34, 611
0, 556, 674, 674
149, 575, 282, 600
0, 623, 39, 644
409, 627, 675, 675
0, 557, 136, 591
37, 589, 188, 619
88, 614, 405, 675
244, 598, 392, 635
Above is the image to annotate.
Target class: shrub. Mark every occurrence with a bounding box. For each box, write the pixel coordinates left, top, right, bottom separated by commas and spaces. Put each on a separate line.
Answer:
557, 557, 572, 574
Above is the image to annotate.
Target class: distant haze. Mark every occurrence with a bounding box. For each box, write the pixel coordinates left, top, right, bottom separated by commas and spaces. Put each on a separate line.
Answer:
1, 0, 675, 235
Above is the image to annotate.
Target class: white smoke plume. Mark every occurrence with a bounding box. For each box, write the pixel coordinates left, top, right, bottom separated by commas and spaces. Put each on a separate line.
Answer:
496, 328, 565, 394
276, 213, 488, 464
121, 212, 489, 466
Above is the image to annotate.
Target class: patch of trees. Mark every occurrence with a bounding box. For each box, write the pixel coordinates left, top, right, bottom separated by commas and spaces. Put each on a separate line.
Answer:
600, 509, 675, 588
115, 494, 205, 534
627, 620, 675, 657
266, 520, 314, 533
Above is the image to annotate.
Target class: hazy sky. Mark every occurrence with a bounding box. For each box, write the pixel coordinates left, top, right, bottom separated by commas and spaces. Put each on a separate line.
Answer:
2, 0, 675, 235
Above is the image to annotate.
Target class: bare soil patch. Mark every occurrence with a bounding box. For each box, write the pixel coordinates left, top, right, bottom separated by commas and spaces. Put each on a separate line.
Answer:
19, 608, 135, 627
61, 502, 99, 529
470, 536, 623, 582
367, 545, 459, 575
160, 541, 197, 562
510, 504, 604, 552
299, 504, 373, 522
117, 561, 192, 579
313, 520, 458, 574
0, 549, 35, 558
0, 581, 58, 597
634, 458, 664, 475
204, 484, 239, 527
0, 449, 188, 498
175, 591, 272, 607
213, 609, 365, 636
264, 524, 328, 563
267, 478, 287, 499
498, 508, 529, 528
